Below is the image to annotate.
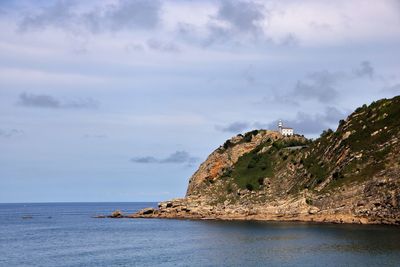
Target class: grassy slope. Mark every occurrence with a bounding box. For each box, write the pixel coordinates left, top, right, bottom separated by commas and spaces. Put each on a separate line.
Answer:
303, 96, 400, 190
220, 95, 400, 193
224, 138, 309, 190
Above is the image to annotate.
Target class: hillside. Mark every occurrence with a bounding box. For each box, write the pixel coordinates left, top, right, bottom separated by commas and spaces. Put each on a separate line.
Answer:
132, 96, 400, 225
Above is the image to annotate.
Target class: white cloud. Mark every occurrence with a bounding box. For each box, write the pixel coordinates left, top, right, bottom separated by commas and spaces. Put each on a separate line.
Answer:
3, 0, 398, 49
264, 0, 400, 46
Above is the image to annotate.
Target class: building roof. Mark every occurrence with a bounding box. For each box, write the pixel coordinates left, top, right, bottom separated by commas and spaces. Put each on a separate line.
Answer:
281, 127, 293, 130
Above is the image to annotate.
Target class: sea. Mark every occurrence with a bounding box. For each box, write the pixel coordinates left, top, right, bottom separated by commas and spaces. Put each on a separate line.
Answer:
0, 202, 399, 267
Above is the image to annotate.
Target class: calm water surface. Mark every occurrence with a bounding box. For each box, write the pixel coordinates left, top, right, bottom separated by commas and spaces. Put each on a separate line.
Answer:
0, 202, 399, 267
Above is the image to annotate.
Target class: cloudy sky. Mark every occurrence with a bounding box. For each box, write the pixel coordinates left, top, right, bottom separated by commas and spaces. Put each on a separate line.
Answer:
1, 0, 399, 203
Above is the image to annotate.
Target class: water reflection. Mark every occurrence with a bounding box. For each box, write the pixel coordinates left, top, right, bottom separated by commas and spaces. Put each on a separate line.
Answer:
1, 203, 399, 267
190, 220, 400, 266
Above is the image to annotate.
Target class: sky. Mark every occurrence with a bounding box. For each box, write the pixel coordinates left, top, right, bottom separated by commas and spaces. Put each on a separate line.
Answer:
0, 0, 399, 203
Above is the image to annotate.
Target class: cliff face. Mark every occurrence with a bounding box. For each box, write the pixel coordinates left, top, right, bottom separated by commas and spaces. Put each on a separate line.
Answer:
185, 130, 307, 196
133, 96, 400, 225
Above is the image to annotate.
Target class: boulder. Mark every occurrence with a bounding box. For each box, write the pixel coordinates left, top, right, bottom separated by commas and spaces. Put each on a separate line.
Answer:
141, 208, 155, 215
111, 210, 123, 218
308, 207, 320, 214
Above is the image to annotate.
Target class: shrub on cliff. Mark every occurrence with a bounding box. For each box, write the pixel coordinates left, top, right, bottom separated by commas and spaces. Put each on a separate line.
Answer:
246, 183, 254, 191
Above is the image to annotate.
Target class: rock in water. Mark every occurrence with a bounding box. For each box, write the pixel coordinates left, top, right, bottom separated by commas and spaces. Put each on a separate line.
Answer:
111, 210, 123, 218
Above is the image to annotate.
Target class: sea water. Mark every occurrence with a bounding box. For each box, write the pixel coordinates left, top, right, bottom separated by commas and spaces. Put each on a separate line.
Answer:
0, 202, 399, 267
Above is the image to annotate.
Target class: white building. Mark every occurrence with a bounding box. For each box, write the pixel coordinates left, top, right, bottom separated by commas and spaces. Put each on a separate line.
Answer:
278, 120, 294, 136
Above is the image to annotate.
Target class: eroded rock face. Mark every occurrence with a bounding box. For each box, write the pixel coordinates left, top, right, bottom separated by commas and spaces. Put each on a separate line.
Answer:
130, 194, 385, 224
132, 96, 400, 225
186, 130, 291, 196
132, 173, 400, 224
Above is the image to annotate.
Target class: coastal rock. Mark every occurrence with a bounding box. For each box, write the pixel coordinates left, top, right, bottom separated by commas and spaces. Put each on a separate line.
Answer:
111, 210, 123, 218
140, 208, 155, 215
132, 96, 400, 225
308, 207, 320, 215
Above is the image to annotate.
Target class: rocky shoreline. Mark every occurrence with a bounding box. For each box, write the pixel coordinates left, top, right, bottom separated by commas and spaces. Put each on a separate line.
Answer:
102, 97, 400, 226
102, 194, 398, 225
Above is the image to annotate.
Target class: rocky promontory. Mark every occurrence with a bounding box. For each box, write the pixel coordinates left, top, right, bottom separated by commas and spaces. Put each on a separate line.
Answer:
131, 96, 400, 225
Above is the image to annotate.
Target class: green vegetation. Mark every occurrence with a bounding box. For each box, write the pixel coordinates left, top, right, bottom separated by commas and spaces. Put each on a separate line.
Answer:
211, 96, 400, 197
246, 183, 254, 191
227, 144, 274, 190
222, 139, 234, 150
239, 130, 260, 143
302, 155, 329, 187
332, 171, 344, 180
219, 130, 261, 153
344, 97, 400, 152
224, 138, 309, 190
320, 128, 333, 138
304, 96, 399, 190
336, 97, 398, 184
226, 183, 233, 194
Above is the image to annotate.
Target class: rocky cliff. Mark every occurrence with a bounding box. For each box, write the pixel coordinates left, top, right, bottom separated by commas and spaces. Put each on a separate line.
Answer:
132, 96, 400, 225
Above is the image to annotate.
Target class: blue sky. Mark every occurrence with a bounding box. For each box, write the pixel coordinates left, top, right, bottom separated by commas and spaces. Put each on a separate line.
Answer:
0, 0, 399, 202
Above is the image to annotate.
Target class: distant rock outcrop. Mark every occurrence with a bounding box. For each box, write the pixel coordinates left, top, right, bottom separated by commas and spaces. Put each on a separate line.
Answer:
132, 96, 400, 225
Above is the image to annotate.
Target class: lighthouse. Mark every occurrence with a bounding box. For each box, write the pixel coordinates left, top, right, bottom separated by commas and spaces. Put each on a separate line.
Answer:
277, 120, 294, 136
